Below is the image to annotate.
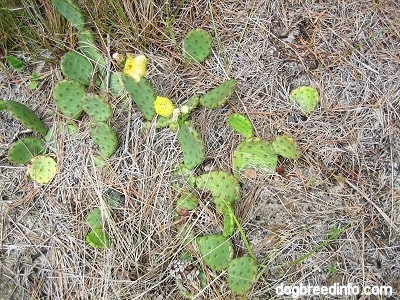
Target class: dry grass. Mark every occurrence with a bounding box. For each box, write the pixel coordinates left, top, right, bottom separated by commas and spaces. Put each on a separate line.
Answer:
1, 0, 400, 299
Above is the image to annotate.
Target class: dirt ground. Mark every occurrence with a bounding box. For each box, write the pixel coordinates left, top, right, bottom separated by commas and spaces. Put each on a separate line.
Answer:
1, 0, 399, 299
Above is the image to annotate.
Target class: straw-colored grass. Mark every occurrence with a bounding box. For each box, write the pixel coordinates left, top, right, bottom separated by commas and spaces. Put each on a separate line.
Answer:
1, 0, 399, 299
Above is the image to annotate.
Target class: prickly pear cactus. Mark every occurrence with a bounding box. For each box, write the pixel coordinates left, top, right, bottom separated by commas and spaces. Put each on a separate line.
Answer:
272, 135, 301, 159
176, 192, 199, 211
8, 137, 45, 165
28, 155, 57, 184
233, 138, 278, 177
82, 94, 112, 122
196, 171, 240, 213
228, 113, 253, 138
227, 256, 258, 295
89, 122, 118, 158
4, 100, 48, 136
183, 28, 212, 63
86, 228, 110, 249
199, 79, 236, 109
179, 94, 200, 121
121, 74, 156, 120
196, 234, 233, 271
53, 80, 85, 119
51, 0, 85, 31
223, 208, 235, 238
78, 29, 106, 75
107, 72, 125, 95
289, 85, 319, 116
177, 123, 205, 170
60, 52, 93, 86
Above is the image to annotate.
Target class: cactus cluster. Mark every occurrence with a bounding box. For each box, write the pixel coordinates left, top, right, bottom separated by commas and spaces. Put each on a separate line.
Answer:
51, 0, 119, 162
183, 28, 212, 63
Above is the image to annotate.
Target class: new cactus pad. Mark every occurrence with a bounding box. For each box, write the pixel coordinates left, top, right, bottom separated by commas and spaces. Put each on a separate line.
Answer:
53, 80, 85, 119
228, 113, 253, 138
272, 135, 301, 159
183, 29, 212, 63
289, 85, 319, 116
199, 79, 236, 109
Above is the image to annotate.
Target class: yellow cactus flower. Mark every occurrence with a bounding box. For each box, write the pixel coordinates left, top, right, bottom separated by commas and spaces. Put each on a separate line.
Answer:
154, 96, 175, 117
123, 54, 147, 82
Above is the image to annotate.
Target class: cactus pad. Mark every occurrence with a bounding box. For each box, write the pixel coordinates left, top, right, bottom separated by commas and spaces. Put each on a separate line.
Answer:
223, 208, 235, 238
289, 85, 319, 116
60, 52, 93, 86
199, 79, 236, 109
78, 30, 106, 75
82, 94, 112, 122
177, 192, 199, 211
227, 256, 258, 295
272, 135, 301, 159
5, 100, 48, 136
196, 234, 233, 271
179, 94, 200, 121
28, 155, 57, 184
108, 72, 125, 95
183, 29, 212, 63
86, 207, 104, 229
8, 137, 45, 165
86, 228, 110, 249
196, 171, 240, 213
233, 138, 278, 177
53, 80, 85, 118
121, 74, 156, 120
177, 123, 205, 170
228, 113, 253, 138
90, 122, 118, 158
51, 0, 85, 31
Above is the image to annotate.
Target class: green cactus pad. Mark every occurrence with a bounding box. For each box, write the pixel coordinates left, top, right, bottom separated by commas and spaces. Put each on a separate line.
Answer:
179, 94, 200, 122
196, 171, 240, 213
90, 122, 118, 158
51, 0, 85, 31
176, 192, 199, 211
5, 100, 48, 136
223, 208, 235, 238
228, 113, 253, 138
183, 28, 212, 63
86, 228, 110, 249
227, 256, 258, 295
60, 52, 93, 86
78, 30, 106, 76
177, 123, 205, 170
86, 207, 104, 229
233, 138, 278, 177
121, 74, 156, 121
8, 137, 45, 165
196, 234, 233, 271
199, 79, 236, 109
0, 99, 6, 111
289, 85, 319, 116
108, 72, 125, 95
28, 155, 57, 184
172, 162, 197, 188
82, 94, 112, 122
53, 80, 85, 119
272, 135, 301, 159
